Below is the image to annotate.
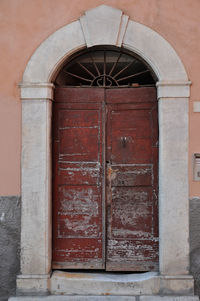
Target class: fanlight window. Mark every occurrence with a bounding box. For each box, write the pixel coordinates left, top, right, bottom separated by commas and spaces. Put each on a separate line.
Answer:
55, 48, 155, 87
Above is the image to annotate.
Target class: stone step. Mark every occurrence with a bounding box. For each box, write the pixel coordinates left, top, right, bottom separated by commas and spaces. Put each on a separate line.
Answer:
9, 296, 199, 301
49, 271, 159, 296
16, 271, 197, 298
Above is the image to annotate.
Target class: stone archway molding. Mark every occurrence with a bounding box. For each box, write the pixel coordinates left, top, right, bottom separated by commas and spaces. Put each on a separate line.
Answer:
18, 5, 194, 298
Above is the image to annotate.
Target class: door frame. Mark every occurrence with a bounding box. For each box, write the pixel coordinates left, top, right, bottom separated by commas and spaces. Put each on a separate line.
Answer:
18, 5, 193, 296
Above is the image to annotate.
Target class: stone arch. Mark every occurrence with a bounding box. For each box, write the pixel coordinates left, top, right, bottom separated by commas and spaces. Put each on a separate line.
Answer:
18, 5, 193, 297
22, 5, 188, 84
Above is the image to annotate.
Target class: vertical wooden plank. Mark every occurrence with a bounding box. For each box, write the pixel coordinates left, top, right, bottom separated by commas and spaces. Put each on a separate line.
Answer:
105, 87, 158, 271
52, 88, 105, 269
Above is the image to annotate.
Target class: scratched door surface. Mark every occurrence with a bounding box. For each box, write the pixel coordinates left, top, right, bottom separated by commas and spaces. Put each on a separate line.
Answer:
105, 88, 158, 271
52, 88, 105, 269
52, 87, 158, 271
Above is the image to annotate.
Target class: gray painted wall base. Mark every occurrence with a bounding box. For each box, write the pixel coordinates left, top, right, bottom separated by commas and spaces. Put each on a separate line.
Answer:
8, 295, 200, 301
190, 197, 200, 297
0, 196, 21, 301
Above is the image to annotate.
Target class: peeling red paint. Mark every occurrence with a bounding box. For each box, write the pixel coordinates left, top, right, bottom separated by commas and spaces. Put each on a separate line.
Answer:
52, 87, 158, 271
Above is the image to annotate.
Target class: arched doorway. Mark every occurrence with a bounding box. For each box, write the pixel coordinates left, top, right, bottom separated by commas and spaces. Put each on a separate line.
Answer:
17, 5, 193, 296
52, 48, 159, 271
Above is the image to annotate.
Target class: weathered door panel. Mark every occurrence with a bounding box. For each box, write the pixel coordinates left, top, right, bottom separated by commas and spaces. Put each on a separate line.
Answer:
105, 88, 158, 271
106, 239, 159, 271
52, 88, 105, 269
53, 87, 158, 271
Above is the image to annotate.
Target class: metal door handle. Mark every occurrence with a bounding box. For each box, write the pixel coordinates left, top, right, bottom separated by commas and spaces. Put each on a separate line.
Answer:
121, 136, 127, 147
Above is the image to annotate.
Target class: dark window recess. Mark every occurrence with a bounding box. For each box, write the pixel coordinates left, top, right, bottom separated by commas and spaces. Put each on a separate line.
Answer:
55, 48, 156, 87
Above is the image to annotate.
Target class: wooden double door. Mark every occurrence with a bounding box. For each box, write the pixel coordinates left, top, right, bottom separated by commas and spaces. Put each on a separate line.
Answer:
52, 87, 158, 271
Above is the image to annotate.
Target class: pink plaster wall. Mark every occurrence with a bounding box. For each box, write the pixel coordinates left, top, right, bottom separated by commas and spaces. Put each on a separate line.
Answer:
0, 0, 200, 196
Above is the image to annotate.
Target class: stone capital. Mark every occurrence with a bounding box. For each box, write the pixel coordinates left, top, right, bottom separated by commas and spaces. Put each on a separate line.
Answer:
156, 81, 191, 99
19, 82, 54, 100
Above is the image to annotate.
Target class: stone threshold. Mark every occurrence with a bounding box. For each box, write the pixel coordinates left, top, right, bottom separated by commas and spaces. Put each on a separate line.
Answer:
49, 271, 195, 296
14, 271, 198, 300
50, 271, 159, 295
9, 296, 199, 300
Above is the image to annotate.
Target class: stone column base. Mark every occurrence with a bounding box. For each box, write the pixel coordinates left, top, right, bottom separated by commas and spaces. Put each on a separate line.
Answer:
16, 274, 51, 296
